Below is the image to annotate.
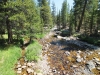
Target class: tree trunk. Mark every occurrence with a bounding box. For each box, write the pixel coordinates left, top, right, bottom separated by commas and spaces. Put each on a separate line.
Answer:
77, 0, 88, 32
90, 12, 94, 35
6, 16, 13, 43
75, 14, 77, 31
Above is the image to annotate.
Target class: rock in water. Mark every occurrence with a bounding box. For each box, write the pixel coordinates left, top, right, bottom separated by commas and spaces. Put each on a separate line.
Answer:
96, 67, 100, 70
17, 70, 21, 74
96, 61, 100, 65
76, 54, 81, 58
65, 51, 70, 56
72, 65, 78, 68
86, 60, 95, 71
76, 58, 83, 63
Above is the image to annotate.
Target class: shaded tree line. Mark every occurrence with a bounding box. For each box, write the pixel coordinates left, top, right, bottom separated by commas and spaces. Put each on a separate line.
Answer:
56, 0, 100, 37
1, 0, 100, 44
70, 0, 100, 36
0, 0, 53, 44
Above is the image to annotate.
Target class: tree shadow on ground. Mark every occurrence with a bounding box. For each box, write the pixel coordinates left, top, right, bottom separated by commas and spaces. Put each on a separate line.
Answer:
0, 39, 21, 51
50, 39, 99, 51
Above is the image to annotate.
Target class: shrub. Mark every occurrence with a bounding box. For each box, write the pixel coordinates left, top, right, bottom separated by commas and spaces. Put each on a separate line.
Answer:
60, 30, 70, 37
26, 41, 42, 62
78, 34, 100, 46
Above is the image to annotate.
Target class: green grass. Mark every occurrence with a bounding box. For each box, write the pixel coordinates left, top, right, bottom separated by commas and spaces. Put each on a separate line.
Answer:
2, 34, 8, 39
0, 45, 21, 75
0, 33, 43, 75
78, 35, 100, 46
34, 33, 45, 39
26, 40, 42, 62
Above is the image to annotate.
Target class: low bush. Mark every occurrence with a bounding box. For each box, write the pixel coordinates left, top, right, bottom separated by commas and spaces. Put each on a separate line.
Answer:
60, 30, 70, 37
26, 40, 42, 62
78, 34, 100, 46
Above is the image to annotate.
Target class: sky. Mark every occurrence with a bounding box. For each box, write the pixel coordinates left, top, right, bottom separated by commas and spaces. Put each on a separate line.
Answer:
50, 0, 74, 11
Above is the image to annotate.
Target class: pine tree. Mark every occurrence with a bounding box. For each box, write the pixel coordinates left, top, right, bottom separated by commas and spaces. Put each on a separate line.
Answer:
69, 9, 75, 35
0, 1, 5, 36
51, 1, 56, 25
40, 0, 52, 29
56, 10, 61, 30
77, 0, 88, 32
37, 0, 42, 7
3, 0, 41, 43
61, 0, 67, 28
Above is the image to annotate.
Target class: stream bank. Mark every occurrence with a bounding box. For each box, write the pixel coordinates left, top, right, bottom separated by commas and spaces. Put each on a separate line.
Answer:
39, 31, 100, 75
15, 31, 100, 75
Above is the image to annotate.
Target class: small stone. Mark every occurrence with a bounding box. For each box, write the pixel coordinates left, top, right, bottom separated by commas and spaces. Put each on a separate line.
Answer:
31, 62, 35, 66
63, 71, 66, 74
66, 61, 69, 64
17, 62, 20, 65
96, 61, 100, 65
52, 69, 57, 73
27, 62, 31, 66
65, 51, 70, 56
27, 68, 32, 73
17, 70, 21, 74
72, 65, 78, 68
97, 67, 100, 70
98, 52, 100, 55
77, 50, 81, 53
24, 63, 27, 65
37, 73, 43, 75
76, 58, 83, 63
90, 51, 93, 54
93, 57, 100, 61
84, 56, 86, 59
22, 65, 26, 69
49, 70, 52, 73
18, 68, 22, 71
17, 65, 21, 68
58, 71, 60, 74
49, 73, 53, 75
86, 60, 95, 71
76, 54, 81, 58
31, 70, 34, 73
34, 72, 37, 75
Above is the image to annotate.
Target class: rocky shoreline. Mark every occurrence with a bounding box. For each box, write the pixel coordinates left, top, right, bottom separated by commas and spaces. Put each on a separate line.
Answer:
15, 31, 100, 75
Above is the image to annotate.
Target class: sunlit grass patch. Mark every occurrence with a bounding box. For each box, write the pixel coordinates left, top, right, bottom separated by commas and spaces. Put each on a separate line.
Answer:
26, 40, 42, 62
2, 34, 8, 39
0, 45, 21, 75
34, 33, 45, 39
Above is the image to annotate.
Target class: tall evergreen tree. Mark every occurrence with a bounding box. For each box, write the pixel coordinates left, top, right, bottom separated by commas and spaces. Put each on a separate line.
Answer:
3, 0, 41, 43
56, 10, 61, 30
77, 0, 88, 32
40, 0, 52, 29
61, 0, 67, 28
51, 1, 56, 25
73, 0, 99, 35
0, 1, 5, 37
37, 0, 42, 7
69, 9, 75, 35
